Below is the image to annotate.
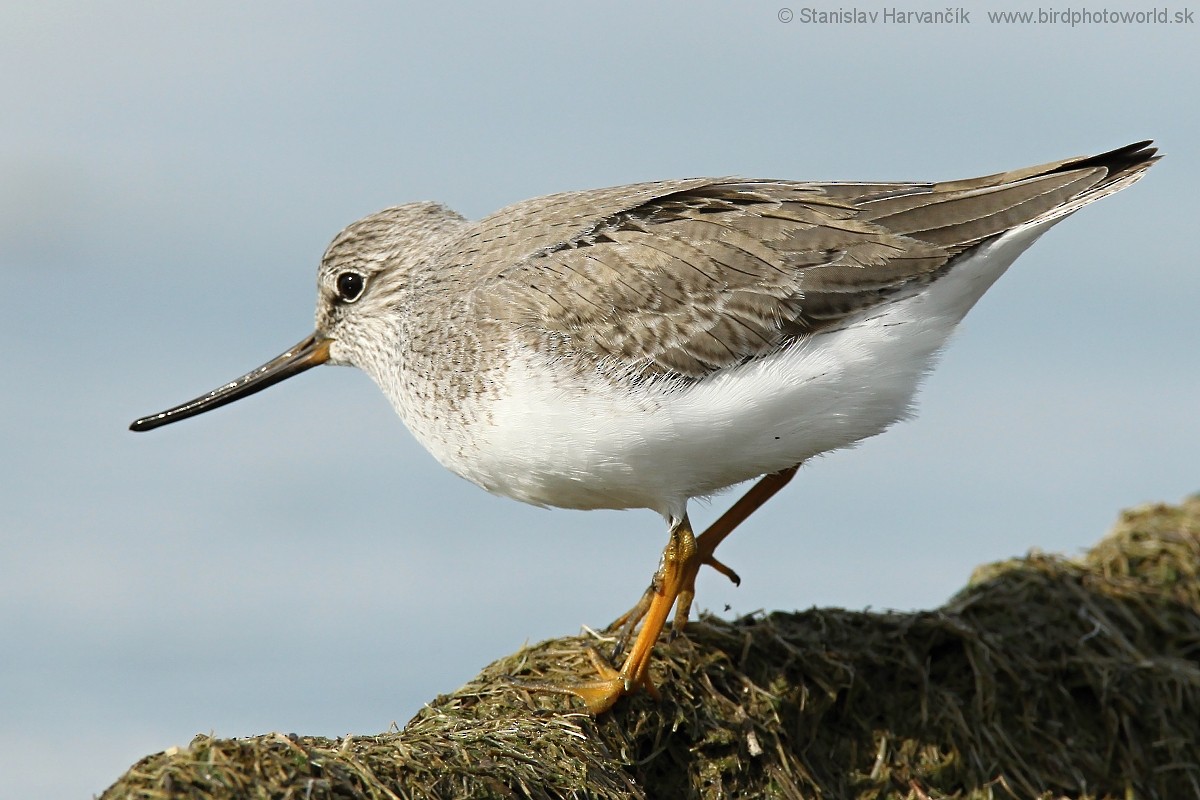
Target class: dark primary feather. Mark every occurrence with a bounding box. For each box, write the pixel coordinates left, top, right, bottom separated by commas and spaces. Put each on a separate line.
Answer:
458, 142, 1157, 380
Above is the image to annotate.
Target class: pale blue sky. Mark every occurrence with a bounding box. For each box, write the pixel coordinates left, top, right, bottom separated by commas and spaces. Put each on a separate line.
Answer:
2, 2, 1197, 796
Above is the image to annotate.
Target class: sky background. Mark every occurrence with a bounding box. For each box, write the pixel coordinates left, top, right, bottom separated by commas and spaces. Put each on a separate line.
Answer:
2, 2, 1197, 796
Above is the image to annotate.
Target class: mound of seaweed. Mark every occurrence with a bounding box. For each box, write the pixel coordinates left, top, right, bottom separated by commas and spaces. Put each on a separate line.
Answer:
101, 497, 1200, 799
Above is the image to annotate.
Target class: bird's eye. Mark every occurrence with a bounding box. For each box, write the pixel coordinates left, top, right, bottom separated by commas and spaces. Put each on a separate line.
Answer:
335, 271, 365, 303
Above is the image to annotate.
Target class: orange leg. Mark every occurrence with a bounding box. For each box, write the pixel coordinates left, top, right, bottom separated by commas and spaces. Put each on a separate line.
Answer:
565, 464, 801, 714
607, 464, 800, 656
671, 464, 799, 634
564, 515, 697, 714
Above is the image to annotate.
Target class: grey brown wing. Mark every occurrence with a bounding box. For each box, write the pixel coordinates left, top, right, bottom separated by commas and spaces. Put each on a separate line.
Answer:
467, 142, 1157, 381
476, 184, 952, 378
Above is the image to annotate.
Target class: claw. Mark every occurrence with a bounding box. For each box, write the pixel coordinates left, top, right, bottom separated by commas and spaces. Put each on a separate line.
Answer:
706, 554, 741, 586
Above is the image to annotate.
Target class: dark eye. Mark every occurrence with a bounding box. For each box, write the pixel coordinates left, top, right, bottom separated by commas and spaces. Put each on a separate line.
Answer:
335, 271, 365, 303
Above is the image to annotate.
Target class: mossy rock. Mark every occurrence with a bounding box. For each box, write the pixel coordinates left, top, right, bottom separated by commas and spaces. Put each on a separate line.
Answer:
101, 496, 1200, 799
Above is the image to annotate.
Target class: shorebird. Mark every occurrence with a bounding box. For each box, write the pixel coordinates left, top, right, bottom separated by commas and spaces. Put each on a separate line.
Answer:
132, 141, 1158, 713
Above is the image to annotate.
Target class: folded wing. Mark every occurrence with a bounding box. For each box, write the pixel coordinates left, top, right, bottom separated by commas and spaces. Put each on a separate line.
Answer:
462, 142, 1157, 380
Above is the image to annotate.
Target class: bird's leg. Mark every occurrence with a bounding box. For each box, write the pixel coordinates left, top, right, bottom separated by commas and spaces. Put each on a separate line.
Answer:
554, 464, 803, 714
607, 464, 801, 657
671, 464, 799, 634
562, 514, 698, 714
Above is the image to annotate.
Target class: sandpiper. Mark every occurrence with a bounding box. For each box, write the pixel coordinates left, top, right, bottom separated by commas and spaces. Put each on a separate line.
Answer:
132, 142, 1158, 713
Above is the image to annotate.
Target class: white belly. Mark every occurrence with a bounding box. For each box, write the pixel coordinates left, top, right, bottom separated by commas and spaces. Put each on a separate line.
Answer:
418, 220, 1054, 520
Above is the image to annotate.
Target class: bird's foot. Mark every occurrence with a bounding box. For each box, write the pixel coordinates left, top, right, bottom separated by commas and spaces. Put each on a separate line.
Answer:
549, 648, 661, 715
507, 645, 660, 715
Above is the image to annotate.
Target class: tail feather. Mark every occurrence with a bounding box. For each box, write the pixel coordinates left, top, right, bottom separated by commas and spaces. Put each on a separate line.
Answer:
859, 141, 1158, 254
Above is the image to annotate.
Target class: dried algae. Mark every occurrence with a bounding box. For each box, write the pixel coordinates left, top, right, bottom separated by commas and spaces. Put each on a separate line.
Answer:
101, 496, 1200, 799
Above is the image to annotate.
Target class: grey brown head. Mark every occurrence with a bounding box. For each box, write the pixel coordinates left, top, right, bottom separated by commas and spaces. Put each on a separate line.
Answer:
129, 202, 464, 432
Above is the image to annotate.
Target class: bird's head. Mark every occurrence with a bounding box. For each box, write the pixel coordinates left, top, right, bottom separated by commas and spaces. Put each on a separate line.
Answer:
129, 202, 464, 433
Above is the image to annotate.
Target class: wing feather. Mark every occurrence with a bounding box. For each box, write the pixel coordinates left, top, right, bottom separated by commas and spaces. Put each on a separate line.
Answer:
454, 143, 1157, 381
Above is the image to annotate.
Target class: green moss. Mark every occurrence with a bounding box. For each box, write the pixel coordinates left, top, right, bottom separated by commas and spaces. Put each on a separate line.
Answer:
102, 496, 1200, 799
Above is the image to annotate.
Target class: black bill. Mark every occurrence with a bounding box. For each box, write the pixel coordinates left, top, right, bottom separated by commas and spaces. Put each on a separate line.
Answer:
130, 333, 332, 432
